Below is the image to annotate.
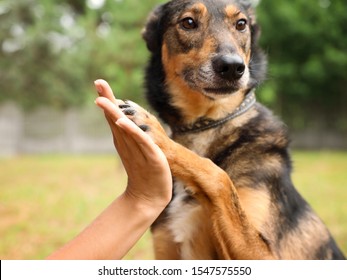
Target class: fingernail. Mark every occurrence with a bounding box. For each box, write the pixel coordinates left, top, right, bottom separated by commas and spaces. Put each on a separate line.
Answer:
94, 99, 101, 109
94, 81, 103, 94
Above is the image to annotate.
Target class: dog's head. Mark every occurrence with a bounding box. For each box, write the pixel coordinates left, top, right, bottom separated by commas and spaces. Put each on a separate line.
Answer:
143, 0, 266, 123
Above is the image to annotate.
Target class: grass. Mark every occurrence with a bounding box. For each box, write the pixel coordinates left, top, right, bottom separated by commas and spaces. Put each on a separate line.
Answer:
0, 151, 346, 259
291, 151, 347, 252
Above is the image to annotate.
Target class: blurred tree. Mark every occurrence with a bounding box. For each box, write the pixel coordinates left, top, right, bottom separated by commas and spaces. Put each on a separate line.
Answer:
0, 0, 90, 109
64, 0, 86, 14
257, 0, 347, 132
0, 0, 346, 133
0, 0, 165, 109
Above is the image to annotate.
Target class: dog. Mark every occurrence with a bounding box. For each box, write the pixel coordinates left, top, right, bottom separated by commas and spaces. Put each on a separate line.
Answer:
118, 0, 345, 259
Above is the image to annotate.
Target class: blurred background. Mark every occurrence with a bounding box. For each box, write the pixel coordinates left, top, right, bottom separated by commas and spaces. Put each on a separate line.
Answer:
0, 0, 346, 259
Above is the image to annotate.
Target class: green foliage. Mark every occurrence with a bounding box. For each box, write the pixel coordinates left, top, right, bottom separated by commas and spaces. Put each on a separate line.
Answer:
1, 0, 87, 108
0, 0, 346, 132
256, 0, 347, 131
0, 0, 163, 109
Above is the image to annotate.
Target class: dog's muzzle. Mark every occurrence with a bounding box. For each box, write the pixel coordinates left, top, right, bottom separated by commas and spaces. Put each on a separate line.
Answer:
212, 54, 245, 81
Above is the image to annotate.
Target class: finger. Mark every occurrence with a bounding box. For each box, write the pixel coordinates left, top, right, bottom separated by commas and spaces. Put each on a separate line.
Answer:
94, 96, 129, 160
94, 79, 117, 104
105, 112, 121, 149
96, 97, 158, 161
117, 123, 148, 165
99, 103, 146, 164
95, 96, 125, 121
116, 117, 161, 160
102, 110, 132, 156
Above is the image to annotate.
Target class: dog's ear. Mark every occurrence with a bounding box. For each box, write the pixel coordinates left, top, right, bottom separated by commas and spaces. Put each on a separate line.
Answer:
142, 4, 165, 53
240, 0, 261, 8
238, 0, 260, 39
244, 3, 261, 44
246, 2, 267, 86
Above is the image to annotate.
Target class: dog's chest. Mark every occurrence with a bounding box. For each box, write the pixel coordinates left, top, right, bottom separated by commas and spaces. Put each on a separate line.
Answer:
173, 131, 214, 156
164, 132, 217, 259
168, 181, 201, 241
167, 181, 214, 259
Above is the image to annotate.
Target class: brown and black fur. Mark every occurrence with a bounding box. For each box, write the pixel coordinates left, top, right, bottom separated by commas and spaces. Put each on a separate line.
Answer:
120, 0, 345, 259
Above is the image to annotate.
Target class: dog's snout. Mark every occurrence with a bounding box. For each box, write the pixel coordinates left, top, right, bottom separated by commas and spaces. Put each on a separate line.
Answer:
212, 55, 245, 81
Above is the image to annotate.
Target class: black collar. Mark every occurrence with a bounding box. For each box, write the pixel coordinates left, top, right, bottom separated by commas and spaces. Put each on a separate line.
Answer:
172, 90, 256, 134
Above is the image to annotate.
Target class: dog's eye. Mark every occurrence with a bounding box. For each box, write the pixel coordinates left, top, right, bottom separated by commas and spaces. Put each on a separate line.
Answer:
236, 19, 247, 31
180, 17, 198, 30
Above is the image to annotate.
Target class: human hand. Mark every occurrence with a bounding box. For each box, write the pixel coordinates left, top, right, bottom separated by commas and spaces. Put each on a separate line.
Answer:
94, 79, 172, 211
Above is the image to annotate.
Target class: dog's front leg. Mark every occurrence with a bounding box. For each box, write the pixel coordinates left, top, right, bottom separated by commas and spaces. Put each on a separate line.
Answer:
165, 141, 275, 260
120, 101, 276, 260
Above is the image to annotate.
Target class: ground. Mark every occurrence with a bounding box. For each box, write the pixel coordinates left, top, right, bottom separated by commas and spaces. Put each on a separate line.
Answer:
0, 151, 346, 259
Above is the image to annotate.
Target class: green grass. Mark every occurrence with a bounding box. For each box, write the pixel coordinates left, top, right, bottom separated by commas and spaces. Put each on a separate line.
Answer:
0, 155, 152, 259
0, 151, 346, 259
291, 151, 347, 253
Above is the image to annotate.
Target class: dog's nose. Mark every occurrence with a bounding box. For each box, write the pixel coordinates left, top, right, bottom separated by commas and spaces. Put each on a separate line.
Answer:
212, 54, 245, 80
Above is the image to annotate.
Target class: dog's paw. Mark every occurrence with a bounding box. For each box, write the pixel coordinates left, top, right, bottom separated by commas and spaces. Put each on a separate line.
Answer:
119, 101, 151, 132
119, 100, 168, 147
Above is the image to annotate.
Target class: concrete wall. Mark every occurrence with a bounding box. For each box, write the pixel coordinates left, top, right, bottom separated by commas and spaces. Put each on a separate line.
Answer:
0, 103, 346, 157
0, 103, 114, 156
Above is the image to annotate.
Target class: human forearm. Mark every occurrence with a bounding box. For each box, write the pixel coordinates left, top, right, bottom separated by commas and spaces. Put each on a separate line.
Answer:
47, 193, 164, 260
47, 80, 172, 260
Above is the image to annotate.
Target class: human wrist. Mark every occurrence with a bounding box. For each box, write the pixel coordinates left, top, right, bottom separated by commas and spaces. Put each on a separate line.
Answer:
121, 190, 168, 222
